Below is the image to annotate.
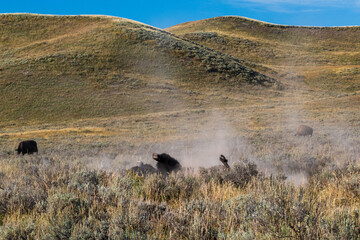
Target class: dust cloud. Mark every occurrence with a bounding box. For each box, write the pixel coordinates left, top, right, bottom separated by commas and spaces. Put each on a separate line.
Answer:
178, 110, 241, 168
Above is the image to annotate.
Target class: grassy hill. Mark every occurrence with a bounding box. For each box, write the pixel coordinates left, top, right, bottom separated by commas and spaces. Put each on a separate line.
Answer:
1, 14, 359, 155
0, 14, 279, 126
2, 14, 359, 128
167, 16, 360, 92
168, 16, 360, 66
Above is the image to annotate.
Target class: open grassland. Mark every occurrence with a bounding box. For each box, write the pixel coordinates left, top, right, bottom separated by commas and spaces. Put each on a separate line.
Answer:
0, 14, 360, 239
0, 98, 359, 239
0, 114, 360, 239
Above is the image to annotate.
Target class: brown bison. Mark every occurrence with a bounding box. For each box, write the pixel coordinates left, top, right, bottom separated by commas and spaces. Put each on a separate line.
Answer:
295, 125, 313, 137
130, 161, 159, 177
16, 140, 38, 155
152, 153, 182, 174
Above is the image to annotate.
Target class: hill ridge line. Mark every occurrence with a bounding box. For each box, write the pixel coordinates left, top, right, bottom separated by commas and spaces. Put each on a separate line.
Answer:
168, 15, 360, 29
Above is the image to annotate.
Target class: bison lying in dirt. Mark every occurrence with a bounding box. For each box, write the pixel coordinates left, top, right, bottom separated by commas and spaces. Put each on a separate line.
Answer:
295, 125, 313, 137
130, 161, 159, 177
153, 153, 182, 174
16, 140, 38, 155
130, 153, 230, 177
130, 153, 182, 176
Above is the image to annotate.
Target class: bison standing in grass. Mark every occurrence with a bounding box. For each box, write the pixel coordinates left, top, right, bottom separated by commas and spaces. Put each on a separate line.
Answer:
152, 153, 182, 174
16, 140, 38, 155
295, 125, 313, 137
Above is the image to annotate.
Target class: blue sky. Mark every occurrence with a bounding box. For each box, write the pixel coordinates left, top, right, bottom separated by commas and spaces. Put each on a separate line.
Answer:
1, 0, 360, 28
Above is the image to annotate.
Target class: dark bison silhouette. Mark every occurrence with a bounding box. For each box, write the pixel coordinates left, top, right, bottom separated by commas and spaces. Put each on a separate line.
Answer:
152, 153, 182, 174
16, 140, 38, 155
130, 161, 159, 177
295, 125, 313, 137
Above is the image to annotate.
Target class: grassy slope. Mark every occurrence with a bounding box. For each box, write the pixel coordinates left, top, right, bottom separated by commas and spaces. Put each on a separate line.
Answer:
0, 14, 359, 154
1, 14, 360, 162
167, 16, 360, 92
0, 14, 278, 126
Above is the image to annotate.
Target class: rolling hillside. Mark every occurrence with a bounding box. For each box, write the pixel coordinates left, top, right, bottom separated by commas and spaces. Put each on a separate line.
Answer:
1, 14, 359, 152
168, 16, 360, 92
168, 16, 360, 66
0, 14, 359, 151
0, 14, 278, 125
